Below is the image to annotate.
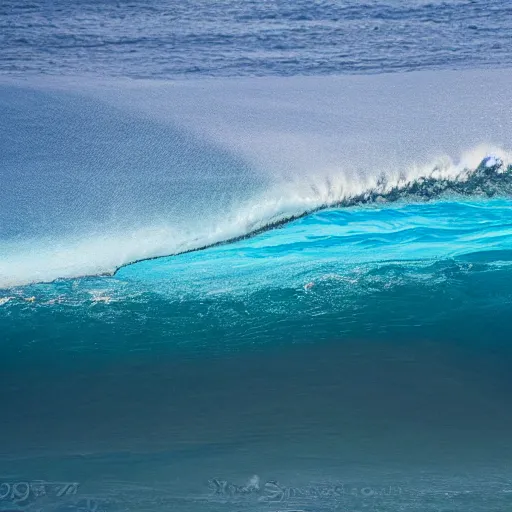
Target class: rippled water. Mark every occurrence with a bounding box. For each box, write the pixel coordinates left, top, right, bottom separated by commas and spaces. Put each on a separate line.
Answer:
2, 0, 512, 77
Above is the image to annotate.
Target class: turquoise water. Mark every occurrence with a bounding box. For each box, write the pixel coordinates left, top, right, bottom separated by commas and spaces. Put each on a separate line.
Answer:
3, 198, 512, 511
4, 197, 512, 357
3, 79, 512, 508
3, 2, 512, 509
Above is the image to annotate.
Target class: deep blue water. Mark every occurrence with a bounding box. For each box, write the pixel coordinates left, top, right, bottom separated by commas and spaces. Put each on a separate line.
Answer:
2, 0, 512, 77
2, 1, 512, 512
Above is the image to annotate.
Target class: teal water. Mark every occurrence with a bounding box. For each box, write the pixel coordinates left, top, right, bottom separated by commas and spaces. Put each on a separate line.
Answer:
3, 199, 512, 511
4, 198, 512, 359
3, 66, 512, 512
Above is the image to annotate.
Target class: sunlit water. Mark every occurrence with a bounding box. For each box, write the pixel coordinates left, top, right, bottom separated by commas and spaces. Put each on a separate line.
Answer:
2, 2, 512, 511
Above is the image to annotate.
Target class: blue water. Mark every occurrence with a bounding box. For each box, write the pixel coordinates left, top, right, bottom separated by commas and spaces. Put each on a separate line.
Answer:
2, 2, 512, 512
2, 0, 512, 77
4, 197, 512, 356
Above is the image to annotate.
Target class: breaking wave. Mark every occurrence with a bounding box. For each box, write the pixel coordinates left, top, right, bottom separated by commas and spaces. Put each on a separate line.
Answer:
1, 148, 512, 289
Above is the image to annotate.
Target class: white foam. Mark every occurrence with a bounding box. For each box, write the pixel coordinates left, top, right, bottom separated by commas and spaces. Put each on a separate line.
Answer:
2, 70, 512, 288
1, 145, 510, 289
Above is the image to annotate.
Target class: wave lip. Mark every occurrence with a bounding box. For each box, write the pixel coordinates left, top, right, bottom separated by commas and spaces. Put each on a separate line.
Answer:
1, 150, 512, 290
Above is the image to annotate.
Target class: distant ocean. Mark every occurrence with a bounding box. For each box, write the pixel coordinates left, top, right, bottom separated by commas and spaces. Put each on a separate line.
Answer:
2, 1, 512, 511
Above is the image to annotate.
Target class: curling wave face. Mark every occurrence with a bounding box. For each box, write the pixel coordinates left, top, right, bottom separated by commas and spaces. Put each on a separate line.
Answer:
2, 70, 512, 288
1, 149, 512, 289
3, 197, 512, 358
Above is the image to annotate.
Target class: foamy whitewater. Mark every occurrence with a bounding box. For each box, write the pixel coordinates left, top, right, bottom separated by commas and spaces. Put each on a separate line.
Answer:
2, 70, 512, 287
3, 3, 512, 512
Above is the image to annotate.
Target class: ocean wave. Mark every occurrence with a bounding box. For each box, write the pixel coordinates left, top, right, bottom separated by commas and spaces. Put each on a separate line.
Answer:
5, 254, 512, 355
232, 147, 512, 232
1, 147, 512, 289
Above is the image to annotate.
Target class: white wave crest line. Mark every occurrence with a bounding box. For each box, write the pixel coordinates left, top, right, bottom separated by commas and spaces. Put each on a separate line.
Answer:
1, 146, 511, 289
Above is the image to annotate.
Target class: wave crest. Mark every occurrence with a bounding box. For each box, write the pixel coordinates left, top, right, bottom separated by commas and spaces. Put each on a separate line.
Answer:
2, 147, 512, 289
